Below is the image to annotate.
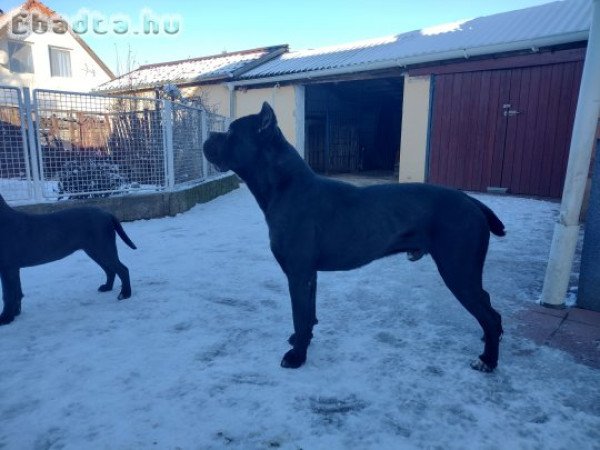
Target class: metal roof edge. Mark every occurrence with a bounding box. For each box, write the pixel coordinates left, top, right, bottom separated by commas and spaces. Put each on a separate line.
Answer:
137, 44, 289, 71
230, 46, 289, 78
95, 45, 290, 93
232, 30, 589, 87
93, 73, 230, 93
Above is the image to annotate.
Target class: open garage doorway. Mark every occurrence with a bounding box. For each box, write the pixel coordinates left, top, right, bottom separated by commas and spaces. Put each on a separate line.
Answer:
305, 77, 403, 181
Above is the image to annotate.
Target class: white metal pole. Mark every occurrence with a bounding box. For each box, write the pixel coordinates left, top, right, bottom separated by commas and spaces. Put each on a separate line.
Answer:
161, 100, 175, 190
200, 109, 210, 180
22, 88, 43, 202
540, 0, 600, 308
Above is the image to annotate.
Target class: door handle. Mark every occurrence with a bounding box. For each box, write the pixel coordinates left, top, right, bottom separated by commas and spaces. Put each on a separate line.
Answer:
503, 109, 521, 117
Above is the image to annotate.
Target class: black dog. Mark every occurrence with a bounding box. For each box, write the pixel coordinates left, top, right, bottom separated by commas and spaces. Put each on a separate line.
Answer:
0, 195, 136, 325
204, 103, 505, 373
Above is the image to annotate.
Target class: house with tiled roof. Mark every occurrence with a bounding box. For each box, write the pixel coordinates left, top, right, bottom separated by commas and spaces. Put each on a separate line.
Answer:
97, 45, 288, 115
0, 0, 113, 91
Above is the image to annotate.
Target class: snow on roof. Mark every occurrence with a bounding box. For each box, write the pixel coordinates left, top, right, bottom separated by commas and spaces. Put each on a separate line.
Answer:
241, 0, 591, 80
97, 45, 288, 93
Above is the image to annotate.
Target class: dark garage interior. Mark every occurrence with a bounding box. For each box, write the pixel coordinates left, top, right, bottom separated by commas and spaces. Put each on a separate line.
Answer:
304, 77, 403, 178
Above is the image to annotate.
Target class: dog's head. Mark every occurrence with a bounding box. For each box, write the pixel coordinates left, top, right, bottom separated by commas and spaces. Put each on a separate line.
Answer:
203, 102, 279, 174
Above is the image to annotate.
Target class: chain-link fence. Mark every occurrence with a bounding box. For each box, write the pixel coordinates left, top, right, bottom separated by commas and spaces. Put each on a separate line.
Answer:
0, 86, 230, 203
171, 102, 205, 186
206, 111, 230, 178
34, 90, 166, 199
0, 86, 33, 202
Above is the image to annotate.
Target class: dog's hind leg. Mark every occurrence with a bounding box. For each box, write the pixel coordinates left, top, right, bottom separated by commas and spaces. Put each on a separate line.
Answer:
85, 244, 132, 300
14, 269, 23, 316
281, 271, 317, 369
431, 240, 502, 372
0, 269, 23, 325
114, 262, 131, 300
85, 250, 116, 293
98, 266, 116, 293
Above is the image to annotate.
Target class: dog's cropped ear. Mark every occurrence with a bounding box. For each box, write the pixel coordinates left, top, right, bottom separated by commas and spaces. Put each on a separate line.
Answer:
258, 102, 277, 135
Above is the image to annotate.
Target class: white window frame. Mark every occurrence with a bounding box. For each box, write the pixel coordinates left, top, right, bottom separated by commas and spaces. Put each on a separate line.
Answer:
7, 40, 34, 74
49, 46, 72, 78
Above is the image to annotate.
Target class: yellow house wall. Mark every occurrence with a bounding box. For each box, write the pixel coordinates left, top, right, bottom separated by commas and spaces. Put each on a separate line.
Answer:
182, 84, 230, 117
234, 85, 302, 154
399, 75, 431, 183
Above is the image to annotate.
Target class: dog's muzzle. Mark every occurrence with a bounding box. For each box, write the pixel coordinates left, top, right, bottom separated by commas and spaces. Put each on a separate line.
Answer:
203, 133, 228, 172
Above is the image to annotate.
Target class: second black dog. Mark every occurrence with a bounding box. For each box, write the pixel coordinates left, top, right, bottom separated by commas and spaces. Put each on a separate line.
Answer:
204, 103, 505, 373
0, 195, 136, 325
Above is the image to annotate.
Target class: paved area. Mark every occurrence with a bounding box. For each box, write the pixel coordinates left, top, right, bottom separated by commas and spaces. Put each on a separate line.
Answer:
513, 304, 600, 369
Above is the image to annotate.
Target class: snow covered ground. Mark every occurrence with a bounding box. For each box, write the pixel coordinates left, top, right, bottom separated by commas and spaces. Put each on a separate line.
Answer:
1, 185, 599, 449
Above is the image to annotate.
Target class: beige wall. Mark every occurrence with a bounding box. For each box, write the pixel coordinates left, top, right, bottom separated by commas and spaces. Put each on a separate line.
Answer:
234, 85, 302, 154
185, 83, 305, 156
399, 75, 432, 183
0, 30, 111, 92
183, 84, 230, 117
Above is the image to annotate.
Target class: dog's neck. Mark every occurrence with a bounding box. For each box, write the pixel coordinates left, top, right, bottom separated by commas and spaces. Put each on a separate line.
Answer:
0, 195, 11, 212
238, 136, 315, 213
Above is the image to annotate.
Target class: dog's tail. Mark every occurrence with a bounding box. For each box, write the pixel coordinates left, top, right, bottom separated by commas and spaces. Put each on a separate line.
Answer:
112, 216, 137, 249
470, 197, 506, 237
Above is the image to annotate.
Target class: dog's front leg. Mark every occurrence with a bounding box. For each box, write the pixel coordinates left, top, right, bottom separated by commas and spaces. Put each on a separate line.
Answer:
0, 269, 22, 325
288, 272, 318, 346
281, 271, 317, 369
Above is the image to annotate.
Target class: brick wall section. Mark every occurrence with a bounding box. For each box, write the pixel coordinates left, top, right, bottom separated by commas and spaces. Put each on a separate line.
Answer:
14, 175, 239, 222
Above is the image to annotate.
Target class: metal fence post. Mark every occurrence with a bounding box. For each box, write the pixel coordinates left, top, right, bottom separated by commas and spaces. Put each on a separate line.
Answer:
200, 109, 210, 180
161, 99, 175, 190
22, 88, 43, 202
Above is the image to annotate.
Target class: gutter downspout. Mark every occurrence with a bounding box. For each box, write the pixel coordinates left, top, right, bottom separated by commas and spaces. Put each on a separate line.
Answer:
227, 82, 236, 119
540, 0, 600, 308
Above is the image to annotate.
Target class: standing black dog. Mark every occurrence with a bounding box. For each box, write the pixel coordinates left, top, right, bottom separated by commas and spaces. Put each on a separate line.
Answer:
0, 195, 136, 325
204, 103, 505, 373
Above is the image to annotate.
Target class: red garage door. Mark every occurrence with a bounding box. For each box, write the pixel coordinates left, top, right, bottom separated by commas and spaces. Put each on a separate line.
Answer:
427, 58, 584, 198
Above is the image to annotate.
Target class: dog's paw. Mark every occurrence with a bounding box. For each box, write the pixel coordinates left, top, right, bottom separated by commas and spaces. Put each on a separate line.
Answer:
0, 314, 15, 326
118, 291, 131, 300
280, 349, 306, 369
470, 358, 495, 373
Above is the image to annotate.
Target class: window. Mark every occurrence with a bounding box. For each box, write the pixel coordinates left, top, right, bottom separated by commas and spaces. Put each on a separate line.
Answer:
8, 41, 34, 74
49, 47, 72, 77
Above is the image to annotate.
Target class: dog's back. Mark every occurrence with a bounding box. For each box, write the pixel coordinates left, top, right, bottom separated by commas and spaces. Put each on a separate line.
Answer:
0, 205, 128, 268
294, 178, 499, 271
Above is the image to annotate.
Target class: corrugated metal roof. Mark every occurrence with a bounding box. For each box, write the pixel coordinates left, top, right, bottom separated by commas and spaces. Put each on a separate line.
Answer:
97, 45, 287, 92
241, 0, 591, 80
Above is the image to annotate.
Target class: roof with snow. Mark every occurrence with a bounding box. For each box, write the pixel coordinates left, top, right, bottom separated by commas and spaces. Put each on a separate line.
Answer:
97, 45, 288, 93
240, 0, 591, 81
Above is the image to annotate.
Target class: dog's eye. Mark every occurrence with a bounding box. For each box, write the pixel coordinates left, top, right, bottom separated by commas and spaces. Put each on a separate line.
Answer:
225, 129, 236, 143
